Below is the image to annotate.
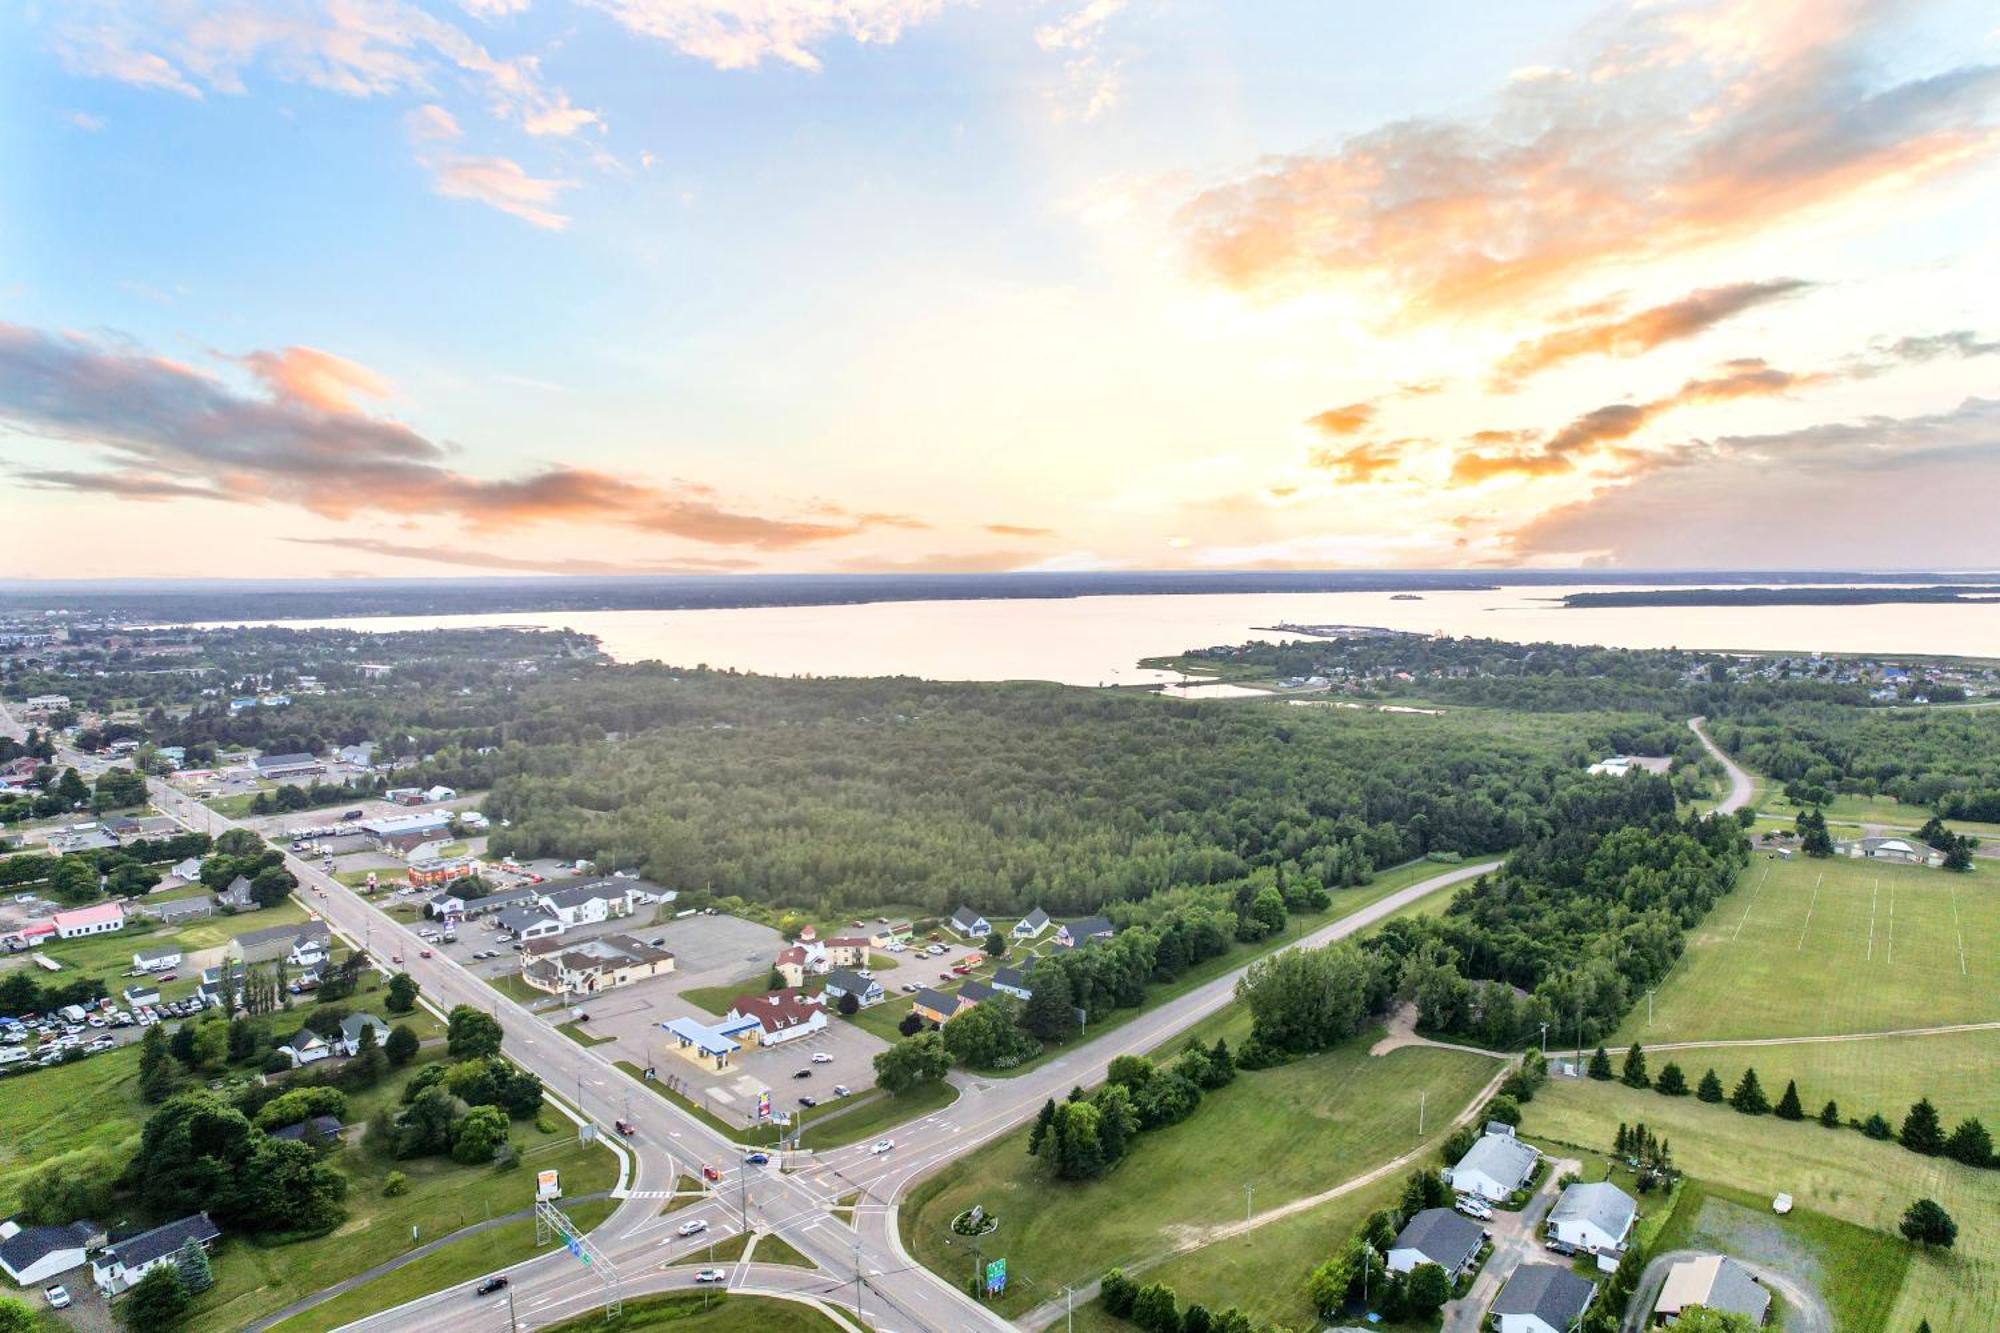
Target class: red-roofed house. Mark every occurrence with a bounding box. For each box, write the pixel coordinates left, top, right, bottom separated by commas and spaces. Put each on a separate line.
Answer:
725, 990, 829, 1046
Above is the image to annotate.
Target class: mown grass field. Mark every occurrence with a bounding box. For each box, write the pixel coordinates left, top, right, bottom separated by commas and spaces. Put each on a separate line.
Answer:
1644, 1027, 2000, 1133
1758, 787, 2000, 839
1619, 853, 2000, 1042
902, 1020, 1500, 1319
540, 1292, 849, 1333
1521, 1072, 2000, 1332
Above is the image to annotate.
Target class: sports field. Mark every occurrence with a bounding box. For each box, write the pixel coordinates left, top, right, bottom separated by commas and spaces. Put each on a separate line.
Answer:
1621, 853, 2000, 1042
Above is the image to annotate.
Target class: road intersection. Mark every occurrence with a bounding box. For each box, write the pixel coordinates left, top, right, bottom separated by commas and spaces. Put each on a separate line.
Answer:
142, 769, 1504, 1331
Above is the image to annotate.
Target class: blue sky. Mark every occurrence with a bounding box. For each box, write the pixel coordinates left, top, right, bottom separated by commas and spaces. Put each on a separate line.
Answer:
3, 0, 1999, 576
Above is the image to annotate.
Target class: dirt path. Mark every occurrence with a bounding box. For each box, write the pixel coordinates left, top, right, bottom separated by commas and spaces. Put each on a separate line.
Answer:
1689, 717, 1754, 814
1371, 1001, 1508, 1058
1643, 1020, 2000, 1053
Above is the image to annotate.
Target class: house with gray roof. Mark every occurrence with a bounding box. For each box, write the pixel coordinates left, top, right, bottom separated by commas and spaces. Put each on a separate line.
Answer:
1012, 907, 1052, 940
821, 969, 884, 1008
0, 1217, 104, 1285
91, 1212, 221, 1295
145, 895, 214, 925
338, 1013, 392, 1056
215, 875, 256, 911
497, 906, 563, 941
1548, 1181, 1637, 1255
1652, 1254, 1770, 1326
958, 979, 1000, 1006
1056, 916, 1115, 949
1386, 1207, 1484, 1276
1446, 1128, 1540, 1202
991, 966, 1033, 1000
230, 920, 330, 965
1493, 1263, 1595, 1333
269, 1114, 345, 1145
948, 906, 991, 938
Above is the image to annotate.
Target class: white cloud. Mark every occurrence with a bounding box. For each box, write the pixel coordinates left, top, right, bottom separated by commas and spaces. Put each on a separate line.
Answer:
582, 0, 957, 70
430, 154, 576, 229
67, 109, 108, 130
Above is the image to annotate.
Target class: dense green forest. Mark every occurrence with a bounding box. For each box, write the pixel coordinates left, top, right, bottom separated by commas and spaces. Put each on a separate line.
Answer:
1711, 704, 2000, 817
472, 671, 1683, 915
1361, 773, 1749, 1049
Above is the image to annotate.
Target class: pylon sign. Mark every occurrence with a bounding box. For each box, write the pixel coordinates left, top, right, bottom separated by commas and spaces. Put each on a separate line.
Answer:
756, 1089, 772, 1120
986, 1258, 1007, 1294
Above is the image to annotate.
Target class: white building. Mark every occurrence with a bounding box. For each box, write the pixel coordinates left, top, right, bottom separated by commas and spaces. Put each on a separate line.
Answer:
1445, 1127, 1539, 1202
52, 903, 125, 939
1492, 1263, 1596, 1333
90, 1214, 220, 1295
0, 1219, 103, 1286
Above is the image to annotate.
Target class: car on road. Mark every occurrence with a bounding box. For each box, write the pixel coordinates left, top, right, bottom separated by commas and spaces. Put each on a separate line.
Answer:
870, 1139, 895, 1155
743, 1151, 770, 1165
475, 1276, 509, 1296
392, 955, 403, 964
702, 1165, 722, 1182
694, 1268, 727, 1284
792, 1068, 812, 1079
44, 1285, 70, 1310
614, 1118, 637, 1137
811, 1052, 834, 1063
419, 949, 433, 959
676, 1219, 709, 1237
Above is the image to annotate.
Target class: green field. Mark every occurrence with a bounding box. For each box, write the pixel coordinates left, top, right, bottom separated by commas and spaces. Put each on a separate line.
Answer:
541, 1292, 849, 1333
259, 1198, 619, 1332
902, 1018, 1500, 1318
1759, 787, 2000, 839
0, 1043, 147, 1215
1520, 1071, 2000, 1332
1621, 853, 2000, 1042
1647, 1027, 2000, 1132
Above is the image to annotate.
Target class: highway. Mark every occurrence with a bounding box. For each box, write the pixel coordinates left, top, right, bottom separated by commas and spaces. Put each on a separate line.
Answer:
136, 767, 1502, 1331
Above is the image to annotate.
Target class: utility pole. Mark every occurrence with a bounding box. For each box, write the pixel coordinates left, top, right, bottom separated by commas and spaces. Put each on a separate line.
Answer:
1244, 1182, 1254, 1225
738, 1163, 748, 1232
1419, 1089, 1427, 1136
506, 1283, 517, 1332
853, 1231, 864, 1324
1646, 989, 1656, 1026
1538, 1021, 1549, 1056
1065, 1284, 1074, 1333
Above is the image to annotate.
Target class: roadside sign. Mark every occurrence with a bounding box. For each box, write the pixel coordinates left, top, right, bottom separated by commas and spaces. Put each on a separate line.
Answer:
756, 1089, 772, 1121
537, 1169, 561, 1199
986, 1259, 1007, 1294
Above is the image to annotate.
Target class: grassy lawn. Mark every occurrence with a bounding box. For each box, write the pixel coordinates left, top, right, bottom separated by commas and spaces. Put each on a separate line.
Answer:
559, 1018, 617, 1047
1647, 1178, 1909, 1333
259, 1198, 619, 1332
0, 1043, 146, 1215
902, 1021, 1500, 1318
1619, 853, 2000, 1043
203, 791, 264, 818
681, 983, 748, 1017
1644, 1027, 2000, 1132
541, 1292, 850, 1332
486, 971, 549, 1005
199, 1109, 620, 1330
1759, 788, 2000, 839
1519, 1071, 2000, 1332
751, 1233, 814, 1268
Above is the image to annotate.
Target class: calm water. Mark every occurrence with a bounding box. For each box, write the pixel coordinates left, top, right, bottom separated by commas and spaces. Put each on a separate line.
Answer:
204, 586, 2000, 686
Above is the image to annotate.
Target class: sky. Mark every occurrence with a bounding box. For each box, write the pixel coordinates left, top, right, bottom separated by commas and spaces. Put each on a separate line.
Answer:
2, 0, 1998, 579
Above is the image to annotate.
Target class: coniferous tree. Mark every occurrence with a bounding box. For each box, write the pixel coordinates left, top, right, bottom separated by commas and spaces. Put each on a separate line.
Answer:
1774, 1080, 1804, 1121
1944, 1118, 1992, 1168
1654, 1062, 1688, 1096
1588, 1045, 1614, 1080
1620, 1043, 1649, 1088
1027, 1097, 1056, 1157
1819, 1099, 1840, 1128
1729, 1068, 1769, 1115
1696, 1068, 1725, 1103
1901, 1098, 1945, 1155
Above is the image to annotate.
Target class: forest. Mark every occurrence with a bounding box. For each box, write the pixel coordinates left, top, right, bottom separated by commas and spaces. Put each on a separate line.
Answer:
469, 670, 1668, 915
1710, 702, 2000, 817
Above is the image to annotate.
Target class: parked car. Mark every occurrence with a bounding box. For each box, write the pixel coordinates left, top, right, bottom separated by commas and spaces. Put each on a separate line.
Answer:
677, 1219, 709, 1237
44, 1285, 70, 1310
475, 1276, 509, 1296
811, 1052, 834, 1064
792, 1068, 812, 1079
833, 1085, 851, 1097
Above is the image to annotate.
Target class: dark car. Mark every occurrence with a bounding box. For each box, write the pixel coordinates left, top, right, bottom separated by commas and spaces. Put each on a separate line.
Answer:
475, 1276, 509, 1296
799, 1096, 818, 1108
341, 810, 364, 821
792, 1068, 812, 1079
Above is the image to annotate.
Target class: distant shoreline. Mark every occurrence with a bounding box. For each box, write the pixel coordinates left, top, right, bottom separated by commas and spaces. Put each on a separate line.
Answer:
1565, 586, 2000, 609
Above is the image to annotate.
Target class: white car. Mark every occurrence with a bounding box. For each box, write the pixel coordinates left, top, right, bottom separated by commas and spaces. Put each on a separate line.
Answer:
45, 1284, 71, 1309
1455, 1196, 1493, 1221
870, 1139, 895, 1155
810, 1052, 834, 1064
676, 1219, 709, 1238
694, 1268, 727, 1284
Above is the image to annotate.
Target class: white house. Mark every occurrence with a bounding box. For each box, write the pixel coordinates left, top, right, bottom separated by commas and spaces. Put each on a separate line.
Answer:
1012, 908, 1052, 940
1445, 1128, 1540, 1202
821, 969, 885, 1008
277, 1029, 331, 1066
0, 1218, 104, 1286
288, 935, 328, 968
537, 880, 638, 928
1492, 1263, 1595, 1333
51, 903, 125, 939
948, 905, 991, 938
1386, 1208, 1484, 1277
724, 991, 829, 1046
519, 935, 674, 995
1547, 1181, 1637, 1256
169, 857, 204, 882
991, 966, 1033, 1000
91, 1213, 221, 1296
337, 1013, 392, 1056
133, 945, 182, 973
1055, 916, 1115, 949
1653, 1254, 1771, 1327
122, 983, 161, 1008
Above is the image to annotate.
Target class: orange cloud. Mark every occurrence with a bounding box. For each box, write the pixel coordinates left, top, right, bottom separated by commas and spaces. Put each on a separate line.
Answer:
240, 346, 392, 414
984, 523, 1057, 537
1178, 2, 2000, 319
1307, 438, 1418, 482
1492, 279, 1812, 385
1306, 401, 1376, 436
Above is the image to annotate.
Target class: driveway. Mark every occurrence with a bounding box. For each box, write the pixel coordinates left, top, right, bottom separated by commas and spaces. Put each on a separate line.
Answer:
1623, 1249, 1828, 1333
1442, 1156, 1576, 1333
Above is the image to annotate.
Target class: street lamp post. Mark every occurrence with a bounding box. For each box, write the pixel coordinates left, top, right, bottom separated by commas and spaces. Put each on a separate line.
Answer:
1244, 1182, 1254, 1225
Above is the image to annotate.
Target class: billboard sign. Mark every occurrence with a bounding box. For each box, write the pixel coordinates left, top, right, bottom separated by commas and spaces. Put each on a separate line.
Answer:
537, 1169, 561, 1199
986, 1259, 1007, 1294
756, 1089, 773, 1121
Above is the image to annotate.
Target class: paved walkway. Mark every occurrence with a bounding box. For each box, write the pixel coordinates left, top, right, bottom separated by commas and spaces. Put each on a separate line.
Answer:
244, 1191, 611, 1331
